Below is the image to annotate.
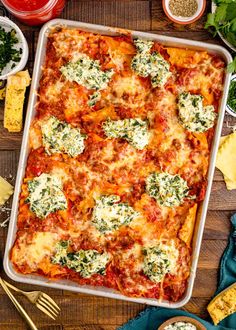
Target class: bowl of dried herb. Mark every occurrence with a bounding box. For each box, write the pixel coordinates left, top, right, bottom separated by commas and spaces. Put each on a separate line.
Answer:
162, 0, 206, 25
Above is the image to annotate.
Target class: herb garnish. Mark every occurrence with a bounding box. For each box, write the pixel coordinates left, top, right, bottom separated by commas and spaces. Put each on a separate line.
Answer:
0, 27, 21, 74
227, 80, 236, 112
205, 0, 236, 50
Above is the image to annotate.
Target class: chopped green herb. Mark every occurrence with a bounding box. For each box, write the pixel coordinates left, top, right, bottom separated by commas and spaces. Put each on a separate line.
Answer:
227, 80, 236, 112
0, 27, 21, 74
88, 91, 101, 107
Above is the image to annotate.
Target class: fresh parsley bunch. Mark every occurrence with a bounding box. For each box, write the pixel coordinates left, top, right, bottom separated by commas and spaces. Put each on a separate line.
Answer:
205, 0, 236, 72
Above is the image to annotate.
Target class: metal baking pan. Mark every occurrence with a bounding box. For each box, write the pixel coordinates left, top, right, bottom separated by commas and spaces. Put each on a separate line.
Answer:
3, 19, 232, 308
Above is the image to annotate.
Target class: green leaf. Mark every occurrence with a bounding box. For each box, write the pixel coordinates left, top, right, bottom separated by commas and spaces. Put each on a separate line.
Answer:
227, 57, 236, 73
231, 17, 236, 31
215, 4, 228, 23
215, 0, 236, 4
226, 31, 236, 46
225, 3, 236, 21
205, 13, 218, 29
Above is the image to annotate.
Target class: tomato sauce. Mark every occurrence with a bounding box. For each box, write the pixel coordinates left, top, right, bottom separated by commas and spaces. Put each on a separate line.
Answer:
4, 0, 49, 11
2, 0, 65, 26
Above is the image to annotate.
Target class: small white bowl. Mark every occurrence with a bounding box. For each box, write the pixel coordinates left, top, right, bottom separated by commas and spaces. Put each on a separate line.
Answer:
162, 0, 206, 25
226, 74, 236, 117
0, 17, 29, 80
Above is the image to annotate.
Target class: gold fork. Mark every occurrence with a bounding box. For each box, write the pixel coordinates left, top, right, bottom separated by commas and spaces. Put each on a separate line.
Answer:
3, 279, 60, 320
0, 277, 38, 330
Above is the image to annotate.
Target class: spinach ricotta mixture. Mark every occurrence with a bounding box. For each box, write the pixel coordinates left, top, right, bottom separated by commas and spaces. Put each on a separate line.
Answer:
131, 39, 171, 87
164, 321, 197, 330
41, 116, 86, 157
146, 172, 190, 207
143, 243, 178, 283
178, 92, 216, 132
60, 53, 114, 106
92, 195, 140, 233
103, 118, 150, 150
26, 173, 67, 218
52, 240, 109, 278
88, 91, 101, 107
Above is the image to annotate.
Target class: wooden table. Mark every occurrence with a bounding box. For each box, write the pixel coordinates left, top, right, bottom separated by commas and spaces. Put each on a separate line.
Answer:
0, 0, 235, 329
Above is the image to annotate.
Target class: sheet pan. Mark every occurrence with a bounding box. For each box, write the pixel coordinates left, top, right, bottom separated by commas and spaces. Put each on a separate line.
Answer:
3, 19, 232, 308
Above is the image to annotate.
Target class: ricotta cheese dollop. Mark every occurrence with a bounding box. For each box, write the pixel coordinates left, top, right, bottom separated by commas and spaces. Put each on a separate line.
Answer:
164, 321, 197, 330
61, 53, 114, 90
52, 240, 110, 278
92, 195, 140, 233
41, 116, 86, 157
26, 173, 67, 218
146, 172, 190, 207
60, 53, 114, 106
178, 92, 216, 132
131, 39, 171, 88
143, 242, 179, 283
103, 118, 150, 150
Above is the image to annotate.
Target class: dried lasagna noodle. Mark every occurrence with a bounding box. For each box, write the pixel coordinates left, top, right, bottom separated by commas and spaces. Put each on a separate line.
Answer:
0, 176, 13, 206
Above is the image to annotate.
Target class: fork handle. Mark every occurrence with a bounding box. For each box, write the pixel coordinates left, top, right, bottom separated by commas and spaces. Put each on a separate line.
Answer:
3, 279, 22, 293
0, 278, 38, 330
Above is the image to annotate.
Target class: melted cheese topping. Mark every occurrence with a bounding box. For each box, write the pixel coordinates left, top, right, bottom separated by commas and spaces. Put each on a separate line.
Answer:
107, 74, 149, 109
43, 81, 64, 102
12, 232, 59, 271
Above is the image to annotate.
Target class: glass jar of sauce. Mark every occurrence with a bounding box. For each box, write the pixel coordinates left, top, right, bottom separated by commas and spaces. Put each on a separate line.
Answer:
1, 0, 66, 26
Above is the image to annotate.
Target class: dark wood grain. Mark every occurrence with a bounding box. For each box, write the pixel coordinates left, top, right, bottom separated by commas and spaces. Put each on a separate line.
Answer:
0, 0, 235, 329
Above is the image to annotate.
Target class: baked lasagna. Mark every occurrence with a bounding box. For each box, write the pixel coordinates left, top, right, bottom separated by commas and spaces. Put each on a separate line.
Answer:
10, 27, 225, 302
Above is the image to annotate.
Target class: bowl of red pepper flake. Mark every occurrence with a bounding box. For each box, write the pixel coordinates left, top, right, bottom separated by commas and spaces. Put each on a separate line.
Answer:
162, 0, 206, 25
